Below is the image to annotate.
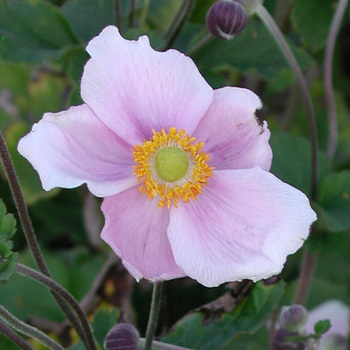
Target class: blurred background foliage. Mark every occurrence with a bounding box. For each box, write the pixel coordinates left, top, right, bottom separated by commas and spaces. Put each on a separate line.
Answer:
0, 0, 350, 349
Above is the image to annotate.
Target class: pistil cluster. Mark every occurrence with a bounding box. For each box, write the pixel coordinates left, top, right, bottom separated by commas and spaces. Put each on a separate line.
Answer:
132, 127, 214, 208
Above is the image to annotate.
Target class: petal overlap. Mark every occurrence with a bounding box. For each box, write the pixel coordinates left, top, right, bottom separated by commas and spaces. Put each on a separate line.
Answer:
194, 87, 272, 171
18, 104, 136, 197
168, 168, 316, 287
101, 186, 186, 281
81, 26, 214, 145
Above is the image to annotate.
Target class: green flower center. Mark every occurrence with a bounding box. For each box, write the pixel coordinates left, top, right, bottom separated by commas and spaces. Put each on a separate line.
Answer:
155, 147, 188, 182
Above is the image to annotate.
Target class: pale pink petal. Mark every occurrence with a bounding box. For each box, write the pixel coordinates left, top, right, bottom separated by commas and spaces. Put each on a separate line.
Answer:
18, 104, 136, 197
81, 26, 214, 145
168, 168, 316, 287
306, 301, 350, 349
194, 87, 272, 171
101, 186, 186, 281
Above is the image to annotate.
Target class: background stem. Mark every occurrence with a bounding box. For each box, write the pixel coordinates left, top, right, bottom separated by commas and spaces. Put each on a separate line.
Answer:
0, 306, 64, 350
140, 0, 151, 29
144, 282, 164, 350
324, 0, 349, 159
0, 131, 89, 348
0, 321, 33, 350
16, 263, 97, 350
255, 4, 319, 200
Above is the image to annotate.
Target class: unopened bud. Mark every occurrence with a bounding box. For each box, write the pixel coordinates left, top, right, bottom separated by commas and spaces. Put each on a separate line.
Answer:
104, 323, 140, 350
280, 305, 308, 332
206, 0, 249, 40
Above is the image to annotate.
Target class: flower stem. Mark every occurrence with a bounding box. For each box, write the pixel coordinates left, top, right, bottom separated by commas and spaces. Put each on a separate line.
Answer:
324, 0, 348, 159
144, 282, 164, 350
0, 321, 33, 350
0, 131, 89, 348
0, 306, 64, 350
164, 0, 196, 50
16, 263, 97, 350
129, 0, 136, 28
140, 0, 151, 29
293, 250, 317, 304
115, 0, 122, 33
140, 338, 193, 350
255, 4, 319, 200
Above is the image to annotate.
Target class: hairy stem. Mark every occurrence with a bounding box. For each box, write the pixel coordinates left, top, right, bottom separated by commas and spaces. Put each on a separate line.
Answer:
164, 0, 196, 50
0, 131, 90, 346
324, 0, 348, 159
144, 282, 164, 350
255, 4, 319, 199
16, 263, 97, 350
0, 306, 64, 350
0, 321, 33, 350
140, 338, 193, 350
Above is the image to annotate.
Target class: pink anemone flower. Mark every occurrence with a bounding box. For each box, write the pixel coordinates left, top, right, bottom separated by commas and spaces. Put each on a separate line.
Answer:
18, 26, 316, 288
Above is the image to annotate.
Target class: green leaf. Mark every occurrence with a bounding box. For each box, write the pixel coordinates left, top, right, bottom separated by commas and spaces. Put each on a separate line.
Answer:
92, 308, 119, 348
162, 281, 284, 350
62, 0, 115, 41
191, 21, 315, 80
0, 62, 30, 95
314, 319, 331, 335
270, 133, 332, 196
291, 0, 334, 52
317, 171, 350, 232
0, 252, 18, 281
0, 200, 16, 241
0, 0, 79, 63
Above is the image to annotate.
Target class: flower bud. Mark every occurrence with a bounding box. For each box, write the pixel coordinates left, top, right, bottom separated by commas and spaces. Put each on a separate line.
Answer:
279, 305, 308, 332
104, 323, 140, 350
206, 0, 249, 40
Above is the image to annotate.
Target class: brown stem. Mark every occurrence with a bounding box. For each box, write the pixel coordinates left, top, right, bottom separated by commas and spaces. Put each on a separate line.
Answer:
293, 250, 317, 304
0, 321, 33, 350
0, 131, 88, 347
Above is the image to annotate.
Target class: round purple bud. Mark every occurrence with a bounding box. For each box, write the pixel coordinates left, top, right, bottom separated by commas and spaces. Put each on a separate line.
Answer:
104, 323, 140, 350
206, 0, 249, 40
279, 305, 308, 332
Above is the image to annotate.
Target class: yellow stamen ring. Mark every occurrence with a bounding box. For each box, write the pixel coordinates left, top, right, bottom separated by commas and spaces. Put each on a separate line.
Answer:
132, 127, 214, 208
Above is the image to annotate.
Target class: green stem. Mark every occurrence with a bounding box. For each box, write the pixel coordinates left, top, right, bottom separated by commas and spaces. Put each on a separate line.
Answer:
324, 0, 349, 159
144, 282, 164, 350
0, 321, 33, 350
0, 131, 89, 347
255, 4, 319, 200
140, 0, 151, 29
140, 338, 193, 350
164, 0, 196, 50
0, 306, 64, 350
16, 263, 97, 350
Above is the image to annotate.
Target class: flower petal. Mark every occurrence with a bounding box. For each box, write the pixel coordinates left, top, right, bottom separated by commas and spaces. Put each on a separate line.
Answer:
101, 186, 186, 281
194, 87, 272, 171
18, 104, 136, 197
81, 26, 214, 145
168, 168, 316, 287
